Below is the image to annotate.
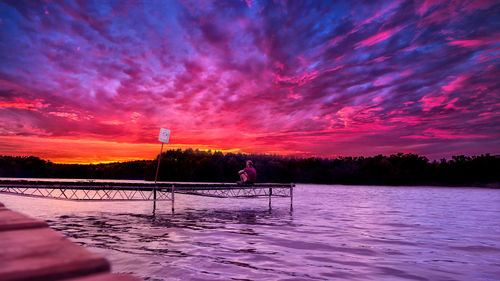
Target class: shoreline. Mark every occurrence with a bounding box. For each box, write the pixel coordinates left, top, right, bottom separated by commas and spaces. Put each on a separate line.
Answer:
1, 176, 498, 189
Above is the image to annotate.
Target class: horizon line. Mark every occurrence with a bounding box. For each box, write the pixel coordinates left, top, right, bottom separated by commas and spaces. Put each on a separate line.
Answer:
1, 150, 497, 165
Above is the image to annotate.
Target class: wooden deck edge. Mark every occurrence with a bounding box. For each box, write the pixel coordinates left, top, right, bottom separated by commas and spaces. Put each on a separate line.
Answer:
0, 209, 49, 232
0, 202, 143, 281
65, 273, 143, 281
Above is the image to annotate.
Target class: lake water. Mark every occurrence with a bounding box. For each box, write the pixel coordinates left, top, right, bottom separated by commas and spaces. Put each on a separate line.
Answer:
1, 184, 500, 280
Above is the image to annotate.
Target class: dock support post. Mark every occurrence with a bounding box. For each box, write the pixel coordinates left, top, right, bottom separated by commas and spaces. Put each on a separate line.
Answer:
153, 186, 157, 211
269, 187, 272, 210
171, 185, 175, 213
290, 183, 293, 211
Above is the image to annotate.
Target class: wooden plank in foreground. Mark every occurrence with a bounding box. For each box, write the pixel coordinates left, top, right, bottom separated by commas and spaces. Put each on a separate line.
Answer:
0, 202, 143, 281
0, 227, 110, 281
66, 273, 143, 281
0, 209, 48, 231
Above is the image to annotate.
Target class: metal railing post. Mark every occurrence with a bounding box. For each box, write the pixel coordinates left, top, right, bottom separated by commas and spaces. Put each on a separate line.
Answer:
171, 184, 175, 213
153, 186, 157, 211
268, 187, 272, 210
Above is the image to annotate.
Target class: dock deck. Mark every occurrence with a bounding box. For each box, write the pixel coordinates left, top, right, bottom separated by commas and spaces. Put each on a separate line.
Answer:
0, 178, 294, 211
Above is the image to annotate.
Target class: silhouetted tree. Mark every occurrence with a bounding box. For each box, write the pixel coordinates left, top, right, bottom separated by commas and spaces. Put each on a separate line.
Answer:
0, 152, 498, 187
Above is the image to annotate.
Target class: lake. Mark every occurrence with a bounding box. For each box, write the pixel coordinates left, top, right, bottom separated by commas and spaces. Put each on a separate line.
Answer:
1, 184, 499, 280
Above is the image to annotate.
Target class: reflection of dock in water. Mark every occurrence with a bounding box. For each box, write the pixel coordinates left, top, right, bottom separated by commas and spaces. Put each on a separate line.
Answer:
0, 179, 294, 212
0, 201, 141, 281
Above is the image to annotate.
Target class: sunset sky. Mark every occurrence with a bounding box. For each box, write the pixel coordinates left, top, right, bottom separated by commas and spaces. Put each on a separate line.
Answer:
1, 0, 499, 163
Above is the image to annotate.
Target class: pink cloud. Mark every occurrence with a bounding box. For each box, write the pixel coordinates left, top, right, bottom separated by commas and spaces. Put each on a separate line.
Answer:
418, 75, 470, 111
355, 26, 404, 48
374, 76, 393, 86
0, 98, 49, 111
461, 0, 498, 11
360, 0, 402, 25
372, 96, 383, 103
327, 35, 346, 47
442, 75, 467, 92
419, 94, 447, 111
389, 116, 422, 126
448, 39, 498, 48
48, 112, 81, 121
477, 47, 500, 63
244, 0, 252, 8
324, 65, 344, 73
335, 105, 385, 129
400, 44, 420, 53
443, 97, 465, 111
416, 0, 443, 16
273, 71, 319, 86
417, 1, 460, 27
478, 111, 500, 118
373, 56, 390, 63
402, 129, 488, 140
287, 93, 301, 100
400, 70, 412, 76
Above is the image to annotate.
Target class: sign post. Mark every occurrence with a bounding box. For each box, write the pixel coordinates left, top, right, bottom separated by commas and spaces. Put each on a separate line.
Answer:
155, 128, 170, 184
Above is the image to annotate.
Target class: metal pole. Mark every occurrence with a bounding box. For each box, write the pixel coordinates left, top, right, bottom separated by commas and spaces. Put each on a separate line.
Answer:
153, 189, 156, 213
290, 183, 294, 211
269, 187, 272, 210
153, 186, 157, 211
171, 184, 175, 213
154, 143, 164, 184
153, 143, 162, 212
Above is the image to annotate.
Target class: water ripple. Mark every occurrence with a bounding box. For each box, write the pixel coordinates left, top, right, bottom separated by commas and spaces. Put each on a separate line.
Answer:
2, 184, 500, 280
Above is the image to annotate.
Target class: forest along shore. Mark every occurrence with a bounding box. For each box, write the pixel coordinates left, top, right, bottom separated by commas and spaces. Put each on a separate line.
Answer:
1, 151, 499, 186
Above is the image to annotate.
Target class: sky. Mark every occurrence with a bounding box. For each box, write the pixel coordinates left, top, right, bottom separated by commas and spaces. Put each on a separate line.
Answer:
0, 0, 499, 164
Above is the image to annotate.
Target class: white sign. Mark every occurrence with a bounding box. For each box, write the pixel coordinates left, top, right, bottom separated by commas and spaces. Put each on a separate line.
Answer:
158, 128, 170, 143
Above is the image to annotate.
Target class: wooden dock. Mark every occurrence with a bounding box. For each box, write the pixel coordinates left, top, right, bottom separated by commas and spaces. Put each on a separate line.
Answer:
0, 201, 142, 281
0, 179, 294, 211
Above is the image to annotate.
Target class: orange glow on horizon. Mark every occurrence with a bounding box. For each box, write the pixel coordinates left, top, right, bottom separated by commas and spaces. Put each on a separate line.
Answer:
0, 136, 249, 164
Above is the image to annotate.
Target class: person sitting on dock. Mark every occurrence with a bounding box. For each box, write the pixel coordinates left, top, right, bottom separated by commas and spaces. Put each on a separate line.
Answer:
237, 160, 256, 185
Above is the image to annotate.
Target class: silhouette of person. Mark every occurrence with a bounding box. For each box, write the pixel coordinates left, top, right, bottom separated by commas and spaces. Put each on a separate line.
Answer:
237, 160, 256, 184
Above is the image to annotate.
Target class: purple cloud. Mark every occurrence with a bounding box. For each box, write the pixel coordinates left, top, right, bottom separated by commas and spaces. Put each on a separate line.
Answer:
0, 0, 499, 163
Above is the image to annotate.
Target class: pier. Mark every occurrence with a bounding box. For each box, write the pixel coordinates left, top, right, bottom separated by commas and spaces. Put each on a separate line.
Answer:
0, 179, 294, 211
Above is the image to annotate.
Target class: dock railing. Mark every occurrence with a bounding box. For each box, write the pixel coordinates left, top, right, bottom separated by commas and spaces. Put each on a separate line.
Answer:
0, 179, 294, 212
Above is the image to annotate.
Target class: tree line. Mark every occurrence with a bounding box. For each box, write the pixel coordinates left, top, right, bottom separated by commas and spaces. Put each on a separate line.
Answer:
0, 150, 498, 186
